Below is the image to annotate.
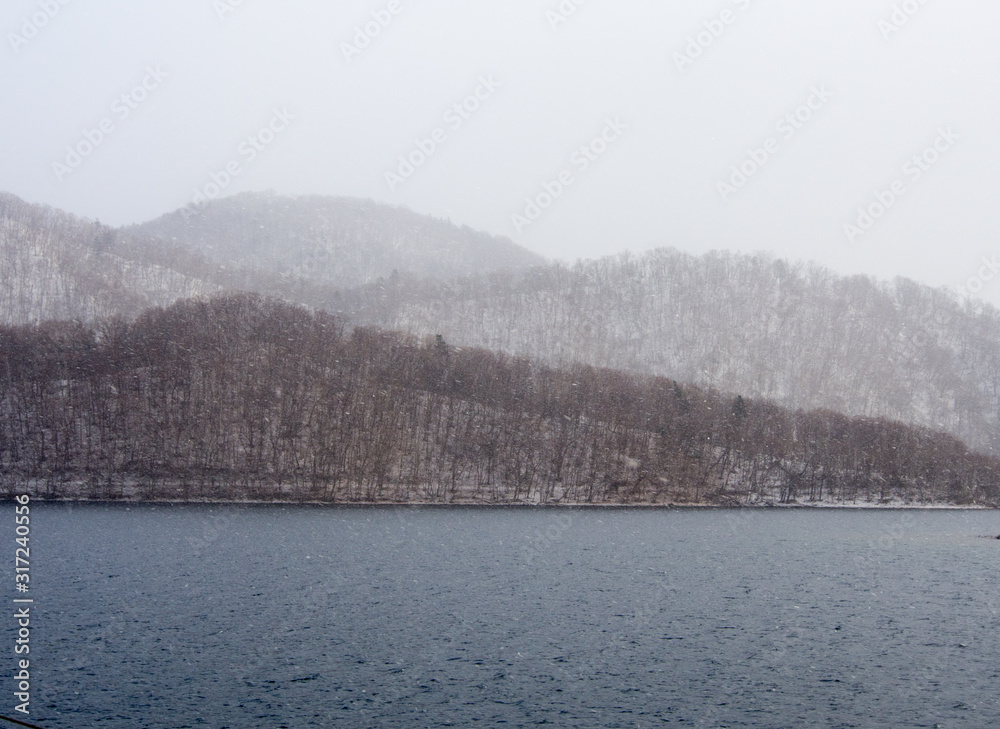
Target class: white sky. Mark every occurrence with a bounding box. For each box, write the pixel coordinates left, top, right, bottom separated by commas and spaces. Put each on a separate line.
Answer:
3, 0, 1000, 305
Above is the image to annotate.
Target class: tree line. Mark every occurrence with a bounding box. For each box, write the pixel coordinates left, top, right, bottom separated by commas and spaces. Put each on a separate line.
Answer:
1, 294, 997, 505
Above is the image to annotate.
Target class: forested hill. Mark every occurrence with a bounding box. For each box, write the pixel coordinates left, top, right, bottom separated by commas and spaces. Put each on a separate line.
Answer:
0, 192, 218, 324
6, 193, 1000, 462
332, 248, 1000, 457
130, 191, 543, 288
0, 192, 542, 326
2, 294, 997, 506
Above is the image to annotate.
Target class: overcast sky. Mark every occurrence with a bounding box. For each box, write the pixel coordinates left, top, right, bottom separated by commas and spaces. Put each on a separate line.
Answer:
3, 0, 1000, 305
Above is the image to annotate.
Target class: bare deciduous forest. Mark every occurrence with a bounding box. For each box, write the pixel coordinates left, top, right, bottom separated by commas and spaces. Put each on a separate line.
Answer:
2, 294, 996, 506
6, 192, 1000, 466
338, 249, 1000, 456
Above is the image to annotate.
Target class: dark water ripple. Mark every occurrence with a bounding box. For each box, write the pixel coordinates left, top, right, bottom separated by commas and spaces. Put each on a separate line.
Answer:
3, 504, 999, 728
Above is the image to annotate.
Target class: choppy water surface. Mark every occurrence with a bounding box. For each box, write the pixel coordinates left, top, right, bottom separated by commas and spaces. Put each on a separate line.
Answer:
6, 504, 1000, 728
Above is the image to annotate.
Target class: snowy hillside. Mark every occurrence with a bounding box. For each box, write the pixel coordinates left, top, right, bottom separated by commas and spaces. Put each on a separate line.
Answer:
6, 192, 1000, 459
0, 193, 218, 324
333, 249, 1000, 456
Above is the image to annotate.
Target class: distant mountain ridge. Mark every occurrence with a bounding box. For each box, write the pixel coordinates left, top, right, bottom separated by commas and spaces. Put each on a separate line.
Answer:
0, 191, 544, 324
130, 191, 544, 288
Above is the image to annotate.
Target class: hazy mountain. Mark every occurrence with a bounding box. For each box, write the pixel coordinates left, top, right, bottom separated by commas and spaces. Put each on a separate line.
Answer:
332, 248, 1000, 456
130, 191, 544, 288
0, 192, 217, 324
0, 191, 543, 325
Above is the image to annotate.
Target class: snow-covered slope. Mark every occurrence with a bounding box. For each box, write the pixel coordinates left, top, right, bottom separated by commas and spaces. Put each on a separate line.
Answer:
334, 249, 1000, 456
5, 191, 999, 459
0, 193, 218, 324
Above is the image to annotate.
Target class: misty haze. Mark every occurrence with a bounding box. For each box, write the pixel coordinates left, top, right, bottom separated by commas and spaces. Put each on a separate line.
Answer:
1, 1, 999, 727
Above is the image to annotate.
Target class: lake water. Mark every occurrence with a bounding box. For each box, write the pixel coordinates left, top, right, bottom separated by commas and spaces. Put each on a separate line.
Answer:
5, 504, 1000, 728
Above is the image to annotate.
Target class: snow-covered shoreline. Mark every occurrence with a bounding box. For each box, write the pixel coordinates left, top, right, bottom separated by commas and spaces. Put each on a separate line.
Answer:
6, 496, 996, 510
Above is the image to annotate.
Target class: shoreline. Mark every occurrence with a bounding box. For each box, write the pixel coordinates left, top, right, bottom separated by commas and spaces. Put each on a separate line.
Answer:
5, 497, 996, 510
